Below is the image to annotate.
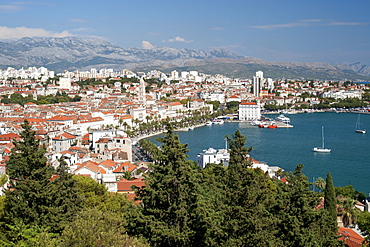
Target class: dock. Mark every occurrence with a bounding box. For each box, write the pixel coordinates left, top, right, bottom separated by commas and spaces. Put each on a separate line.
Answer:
275, 121, 293, 128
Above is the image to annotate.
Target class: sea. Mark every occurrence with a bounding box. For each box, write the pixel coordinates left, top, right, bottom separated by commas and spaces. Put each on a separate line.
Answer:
145, 112, 370, 195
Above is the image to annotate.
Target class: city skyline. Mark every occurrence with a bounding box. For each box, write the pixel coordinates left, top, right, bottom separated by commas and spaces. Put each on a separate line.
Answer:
0, 0, 370, 65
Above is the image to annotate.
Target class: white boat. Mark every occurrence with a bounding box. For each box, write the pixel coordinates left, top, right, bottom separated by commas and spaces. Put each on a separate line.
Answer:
312, 126, 331, 153
205, 121, 213, 126
355, 113, 366, 134
250, 119, 262, 126
212, 119, 224, 124
276, 114, 290, 124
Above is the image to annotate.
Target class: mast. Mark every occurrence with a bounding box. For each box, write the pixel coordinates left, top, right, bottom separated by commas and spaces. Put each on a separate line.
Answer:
322, 126, 325, 148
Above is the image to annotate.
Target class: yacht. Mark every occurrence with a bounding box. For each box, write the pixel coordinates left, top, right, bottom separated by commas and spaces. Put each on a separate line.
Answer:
250, 119, 262, 126
312, 126, 331, 153
276, 114, 290, 124
212, 119, 224, 124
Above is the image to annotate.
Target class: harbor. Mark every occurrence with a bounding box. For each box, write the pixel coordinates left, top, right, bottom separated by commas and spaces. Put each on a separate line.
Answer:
146, 112, 370, 195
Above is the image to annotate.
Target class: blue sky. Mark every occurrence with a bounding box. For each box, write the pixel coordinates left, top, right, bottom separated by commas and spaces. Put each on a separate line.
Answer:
1, 0, 370, 65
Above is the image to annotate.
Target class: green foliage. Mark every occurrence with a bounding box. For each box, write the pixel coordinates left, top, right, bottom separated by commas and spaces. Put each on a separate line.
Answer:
72, 175, 109, 208
132, 129, 342, 246
206, 100, 220, 111
335, 185, 366, 202
272, 165, 341, 246
59, 208, 147, 247
134, 123, 200, 246
324, 172, 338, 225
6, 119, 49, 180
2, 120, 82, 240
225, 101, 240, 111
0, 220, 59, 247
357, 211, 370, 241
1, 92, 80, 106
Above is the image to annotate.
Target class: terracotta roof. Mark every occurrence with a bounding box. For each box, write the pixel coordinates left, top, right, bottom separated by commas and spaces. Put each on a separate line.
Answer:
117, 178, 145, 192
338, 227, 365, 247
0, 133, 21, 141
47, 115, 73, 121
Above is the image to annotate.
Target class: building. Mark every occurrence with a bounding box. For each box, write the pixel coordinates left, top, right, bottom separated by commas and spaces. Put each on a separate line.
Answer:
197, 148, 229, 168
238, 101, 261, 121
59, 77, 72, 89
253, 71, 264, 97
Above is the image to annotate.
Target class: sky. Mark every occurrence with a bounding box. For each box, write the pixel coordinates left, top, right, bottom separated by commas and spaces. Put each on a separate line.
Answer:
1, 0, 370, 65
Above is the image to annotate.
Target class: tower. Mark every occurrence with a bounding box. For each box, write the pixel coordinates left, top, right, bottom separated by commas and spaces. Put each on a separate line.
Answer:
138, 77, 146, 106
253, 71, 264, 97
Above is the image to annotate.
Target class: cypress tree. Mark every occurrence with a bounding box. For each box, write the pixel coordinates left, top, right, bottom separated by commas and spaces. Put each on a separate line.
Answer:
324, 171, 338, 225
273, 165, 342, 246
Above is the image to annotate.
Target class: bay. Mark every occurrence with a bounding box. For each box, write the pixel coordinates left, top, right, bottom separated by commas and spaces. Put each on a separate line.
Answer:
146, 112, 370, 195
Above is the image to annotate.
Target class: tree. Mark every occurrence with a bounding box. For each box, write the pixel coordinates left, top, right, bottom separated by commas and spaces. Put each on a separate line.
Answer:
221, 130, 279, 246
133, 123, 200, 246
324, 172, 338, 228
3, 120, 55, 230
272, 165, 342, 246
6, 119, 49, 180
314, 177, 326, 193
59, 208, 147, 247
357, 211, 370, 242
2, 120, 81, 237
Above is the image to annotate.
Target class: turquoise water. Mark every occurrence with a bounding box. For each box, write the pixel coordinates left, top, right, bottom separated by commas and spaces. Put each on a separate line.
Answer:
146, 112, 370, 195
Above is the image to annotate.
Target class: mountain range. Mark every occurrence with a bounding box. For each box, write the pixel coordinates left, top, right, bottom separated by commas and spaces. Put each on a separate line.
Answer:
1, 36, 370, 81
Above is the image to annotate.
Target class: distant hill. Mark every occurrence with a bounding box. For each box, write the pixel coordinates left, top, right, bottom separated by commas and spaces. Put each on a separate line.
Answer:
1, 36, 370, 81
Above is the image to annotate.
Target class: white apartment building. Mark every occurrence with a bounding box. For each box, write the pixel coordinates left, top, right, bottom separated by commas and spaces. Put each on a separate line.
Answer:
197, 148, 229, 168
238, 101, 261, 121
253, 71, 264, 97
59, 77, 72, 89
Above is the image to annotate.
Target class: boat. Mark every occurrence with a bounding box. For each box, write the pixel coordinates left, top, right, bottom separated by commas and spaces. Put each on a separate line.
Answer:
268, 122, 278, 128
250, 119, 262, 126
312, 126, 331, 153
205, 121, 213, 126
212, 119, 224, 124
276, 114, 290, 124
355, 113, 366, 134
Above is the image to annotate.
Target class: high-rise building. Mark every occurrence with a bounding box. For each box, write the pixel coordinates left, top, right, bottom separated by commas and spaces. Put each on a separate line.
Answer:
253, 71, 264, 97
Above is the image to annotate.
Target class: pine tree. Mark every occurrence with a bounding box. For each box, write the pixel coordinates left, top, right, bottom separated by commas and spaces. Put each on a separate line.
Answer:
6, 119, 49, 180
134, 123, 200, 247
222, 130, 278, 246
273, 165, 341, 246
2, 120, 81, 237
324, 172, 338, 226
3, 120, 55, 229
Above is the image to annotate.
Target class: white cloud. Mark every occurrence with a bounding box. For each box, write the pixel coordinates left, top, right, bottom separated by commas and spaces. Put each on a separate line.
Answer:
0, 26, 73, 39
70, 19, 87, 23
167, 36, 193, 43
141, 40, 155, 49
0, 4, 24, 12
250, 19, 364, 30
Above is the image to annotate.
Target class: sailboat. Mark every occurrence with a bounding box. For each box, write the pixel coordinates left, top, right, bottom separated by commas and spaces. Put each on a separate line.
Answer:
355, 113, 366, 134
312, 126, 331, 153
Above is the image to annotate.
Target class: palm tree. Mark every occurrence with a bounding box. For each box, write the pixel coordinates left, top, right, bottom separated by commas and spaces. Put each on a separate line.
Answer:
315, 177, 326, 193
340, 198, 358, 227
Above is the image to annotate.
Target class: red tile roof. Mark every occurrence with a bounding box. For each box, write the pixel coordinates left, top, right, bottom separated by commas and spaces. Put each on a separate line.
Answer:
338, 227, 365, 247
